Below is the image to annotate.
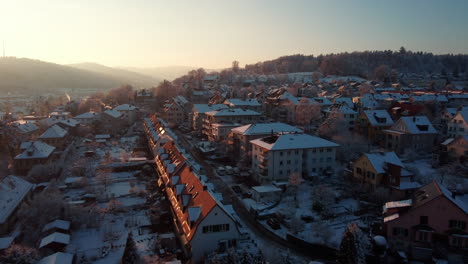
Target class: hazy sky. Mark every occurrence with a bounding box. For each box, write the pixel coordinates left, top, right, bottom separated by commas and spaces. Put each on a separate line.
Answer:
1, 0, 467, 68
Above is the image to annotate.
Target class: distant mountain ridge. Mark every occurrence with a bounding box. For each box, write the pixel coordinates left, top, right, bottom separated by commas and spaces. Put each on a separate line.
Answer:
0, 57, 159, 95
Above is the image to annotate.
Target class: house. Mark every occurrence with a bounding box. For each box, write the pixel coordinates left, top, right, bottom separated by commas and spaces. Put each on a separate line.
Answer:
161, 100, 186, 127
352, 152, 420, 197
207, 122, 241, 142
14, 141, 56, 175
0, 176, 33, 235
323, 105, 358, 130
113, 104, 138, 125
150, 122, 242, 262
383, 182, 468, 261
38, 252, 74, 264
447, 108, 468, 138
192, 104, 229, 133
101, 109, 125, 135
38, 124, 69, 149
356, 110, 394, 143
74, 111, 101, 125
202, 108, 261, 140
42, 220, 71, 236
383, 116, 438, 155
55, 119, 80, 136
223, 98, 262, 112
251, 133, 339, 183
4, 121, 40, 154
441, 136, 468, 164
228, 122, 303, 159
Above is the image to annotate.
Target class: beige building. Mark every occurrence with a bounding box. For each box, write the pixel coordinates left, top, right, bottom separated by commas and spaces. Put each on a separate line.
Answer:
203, 108, 261, 140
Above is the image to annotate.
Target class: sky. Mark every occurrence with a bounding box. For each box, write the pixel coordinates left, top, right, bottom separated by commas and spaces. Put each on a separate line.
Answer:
1, 0, 467, 69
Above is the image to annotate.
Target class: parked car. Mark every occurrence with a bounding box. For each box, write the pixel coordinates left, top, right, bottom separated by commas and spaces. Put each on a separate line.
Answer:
217, 167, 226, 175
267, 218, 281, 230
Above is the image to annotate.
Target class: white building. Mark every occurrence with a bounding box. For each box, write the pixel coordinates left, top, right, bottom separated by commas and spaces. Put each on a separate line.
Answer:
251, 133, 339, 183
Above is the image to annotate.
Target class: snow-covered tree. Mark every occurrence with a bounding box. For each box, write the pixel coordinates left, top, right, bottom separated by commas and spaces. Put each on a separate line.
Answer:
338, 223, 370, 264
311, 184, 335, 216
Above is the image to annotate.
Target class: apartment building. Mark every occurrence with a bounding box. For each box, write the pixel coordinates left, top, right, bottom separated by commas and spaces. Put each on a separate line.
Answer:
251, 133, 339, 183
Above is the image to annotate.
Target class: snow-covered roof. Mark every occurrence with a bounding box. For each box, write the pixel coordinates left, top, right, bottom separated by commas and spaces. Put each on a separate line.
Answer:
392, 116, 437, 134
252, 185, 282, 193
225, 98, 261, 107
14, 122, 39, 134
0, 176, 33, 224
232, 122, 303, 136
74, 111, 100, 119
251, 133, 339, 151
39, 232, 70, 248
455, 109, 468, 123
205, 108, 261, 117
103, 109, 122, 119
279, 92, 299, 105
325, 105, 357, 115
364, 152, 404, 174
174, 96, 189, 106
39, 124, 68, 139
334, 97, 354, 107
114, 104, 137, 111
193, 104, 228, 113
95, 134, 111, 139
363, 110, 394, 127
0, 236, 14, 250
57, 119, 80, 127
15, 141, 55, 160
42, 219, 71, 232
383, 213, 399, 223
38, 252, 74, 264
438, 183, 468, 214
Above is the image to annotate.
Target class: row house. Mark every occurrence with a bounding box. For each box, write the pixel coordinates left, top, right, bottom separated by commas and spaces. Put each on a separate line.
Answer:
14, 140, 55, 175
356, 110, 394, 144
251, 133, 339, 183
352, 151, 420, 198
38, 124, 69, 149
191, 104, 228, 133
383, 182, 468, 261
202, 108, 261, 141
145, 117, 242, 263
228, 122, 303, 159
383, 116, 438, 155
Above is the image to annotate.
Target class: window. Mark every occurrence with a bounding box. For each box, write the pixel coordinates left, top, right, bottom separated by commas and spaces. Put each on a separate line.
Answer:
279, 170, 283, 175
295, 150, 299, 154
327, 148, 332, 152
392, 227, 408, 237
449, 220, 466, 230
326, 157, 332, 162
417, 231, 430, 242
287, 160, 291, 164
202, 224, 230, 233
287, 151, 291, 155
420, 216, 428, 225
319, 148, 323, 153
312, 149, 316, 153
356, 168, 362, 174
280, 161, 283, 165
280, 151, 283, 156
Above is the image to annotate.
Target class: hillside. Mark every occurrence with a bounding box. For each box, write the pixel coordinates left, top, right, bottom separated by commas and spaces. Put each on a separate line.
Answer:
69, 62, 160, 87
0, 57, 157, 95
122, 65, 198, 81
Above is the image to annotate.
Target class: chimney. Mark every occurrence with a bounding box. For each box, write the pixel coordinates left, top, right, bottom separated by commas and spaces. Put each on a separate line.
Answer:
451, 189, 457, 199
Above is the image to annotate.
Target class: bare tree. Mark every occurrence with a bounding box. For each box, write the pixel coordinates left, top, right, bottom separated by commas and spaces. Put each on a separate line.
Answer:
0, 244, 40, 264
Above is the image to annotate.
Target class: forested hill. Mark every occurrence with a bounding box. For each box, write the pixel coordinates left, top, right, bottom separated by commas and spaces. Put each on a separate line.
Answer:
0, 57, 157, 94
244, 49, 468, 78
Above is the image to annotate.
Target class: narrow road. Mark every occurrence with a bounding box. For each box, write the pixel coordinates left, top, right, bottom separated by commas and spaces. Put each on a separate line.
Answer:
174, 131, 335, 263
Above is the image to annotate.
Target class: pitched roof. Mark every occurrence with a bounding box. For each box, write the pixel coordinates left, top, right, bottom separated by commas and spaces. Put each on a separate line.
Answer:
251, 133, 339, 150
74, 111, 100, 119
39, 124, 68, 139
14, 122, 39, 133
0, 176, 33, 224
232, 122, 302, 136
363, 110, 394, 126
39, 232, 70, 248
364, 152, 404, 174
225, 98, 261, 107
15, 141, 55, 159
412, 181, 468, 214
103, 109, 122, 119
42, 219, 71, 232
205, 108, 261, 117
114, 104, 137, 111
193, 104, 228, 113
390, 116, 437, 134
57, 119, 80, 128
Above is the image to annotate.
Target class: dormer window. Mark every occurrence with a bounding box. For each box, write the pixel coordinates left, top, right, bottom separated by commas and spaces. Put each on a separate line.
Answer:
416, 125, 428, 131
